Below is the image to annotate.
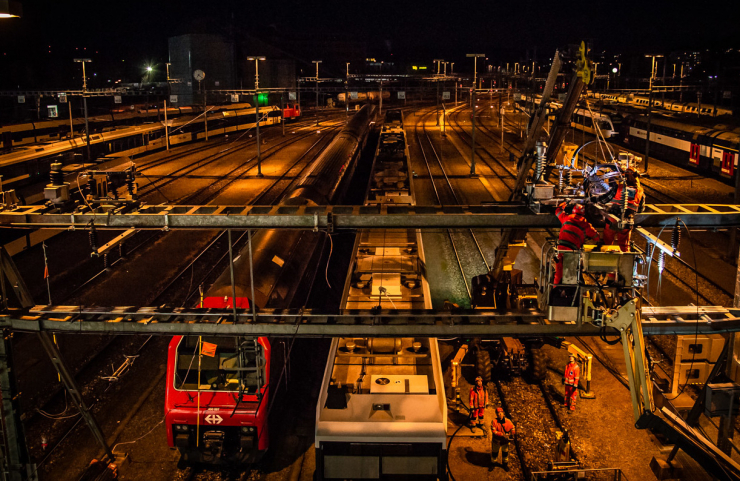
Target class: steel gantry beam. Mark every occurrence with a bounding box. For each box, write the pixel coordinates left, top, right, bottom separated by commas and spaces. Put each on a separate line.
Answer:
1, 305, 739, 337
2, 203, 740, 230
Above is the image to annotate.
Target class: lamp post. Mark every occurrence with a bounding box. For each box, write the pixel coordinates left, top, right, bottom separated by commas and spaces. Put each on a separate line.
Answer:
466, 54, 485, 176
379, 61, 384, 116
645, 54, 663, 91
248, 56, 266, 178
345, 62, 350, 121
74, 58, 92, 164
433, 59, 443, 125
312, 60, 322, 126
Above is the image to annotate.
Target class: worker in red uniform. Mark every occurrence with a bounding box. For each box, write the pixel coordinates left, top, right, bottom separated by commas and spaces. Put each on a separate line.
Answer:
554, 201, 600, 284
563, 354, 580, 411
490, 407, 516, 471
592, 168, 645, 252
469, 376, 488, 432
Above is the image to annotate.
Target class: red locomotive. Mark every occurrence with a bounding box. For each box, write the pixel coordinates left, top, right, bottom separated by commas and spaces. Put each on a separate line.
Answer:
283, 103, 301, 120
164, 332, 271, 463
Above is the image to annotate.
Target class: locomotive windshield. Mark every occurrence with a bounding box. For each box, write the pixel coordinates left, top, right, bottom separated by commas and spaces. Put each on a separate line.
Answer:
174, 336, 265, 393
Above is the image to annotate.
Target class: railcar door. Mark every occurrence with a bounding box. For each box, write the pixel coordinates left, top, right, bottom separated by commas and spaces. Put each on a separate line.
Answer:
721, 150, 735, 177
689, 143, 701, 166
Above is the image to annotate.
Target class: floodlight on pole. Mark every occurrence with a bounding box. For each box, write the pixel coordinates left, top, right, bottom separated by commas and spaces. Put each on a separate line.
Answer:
247, 56, 266, 90
645, 54, 663, 91
433, 59, 443, 125
466, 54, 485, 177
247, 56, 267, 177
313, 60, 322, 126
0, 0, 22, 18
74, 58, 92, 164
345, 62, 350, 121
433, 59, 443, 76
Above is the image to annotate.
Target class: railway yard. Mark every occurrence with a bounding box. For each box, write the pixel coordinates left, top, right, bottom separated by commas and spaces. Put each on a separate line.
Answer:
1, 42, 740, 481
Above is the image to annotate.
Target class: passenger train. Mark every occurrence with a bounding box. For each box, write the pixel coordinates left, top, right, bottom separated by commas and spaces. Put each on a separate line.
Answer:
546, 92, 739, 182
164, 104, 375, 464
623, 115, 740, 178
337, 91, 391, 103
569, 108, 617, 138
0, 103, 299, 191
315, 109, 448, 480
590, 91, 733, 117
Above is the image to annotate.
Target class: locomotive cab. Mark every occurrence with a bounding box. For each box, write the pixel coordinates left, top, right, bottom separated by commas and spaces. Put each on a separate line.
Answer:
165, 335, 271, 464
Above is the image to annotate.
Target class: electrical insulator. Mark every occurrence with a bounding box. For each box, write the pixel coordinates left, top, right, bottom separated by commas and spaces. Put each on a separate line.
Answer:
49, 163, 64, 186
658, 251, 665, 274
89, 223, 99, 254
671, 223, 681, 253
621, 182, 628, 218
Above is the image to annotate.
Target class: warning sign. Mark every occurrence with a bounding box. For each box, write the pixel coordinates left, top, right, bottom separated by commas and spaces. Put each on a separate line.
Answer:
442, 91, 450, 100
398, 91, 406, 100
201, 342, 217, 357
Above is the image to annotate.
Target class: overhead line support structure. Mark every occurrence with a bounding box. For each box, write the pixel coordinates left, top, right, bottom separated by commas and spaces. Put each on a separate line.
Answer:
2, 203, 738, 230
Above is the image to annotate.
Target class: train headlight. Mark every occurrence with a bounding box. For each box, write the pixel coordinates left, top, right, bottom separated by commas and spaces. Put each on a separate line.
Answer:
241, 426, 256, 433
175, 424, 189, 432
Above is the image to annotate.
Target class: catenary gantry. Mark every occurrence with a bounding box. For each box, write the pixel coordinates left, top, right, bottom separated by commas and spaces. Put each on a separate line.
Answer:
1, 202, 738, 229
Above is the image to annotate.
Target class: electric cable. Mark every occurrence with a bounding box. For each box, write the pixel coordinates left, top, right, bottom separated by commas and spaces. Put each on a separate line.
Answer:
664, 219, 700, 401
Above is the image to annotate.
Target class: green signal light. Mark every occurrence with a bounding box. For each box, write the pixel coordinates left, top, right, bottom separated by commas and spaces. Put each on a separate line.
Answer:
257, 93, 268, 105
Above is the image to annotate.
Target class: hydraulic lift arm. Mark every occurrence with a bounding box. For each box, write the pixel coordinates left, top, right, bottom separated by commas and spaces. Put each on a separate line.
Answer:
605, 300, 740, 481
490, 43, 593, 281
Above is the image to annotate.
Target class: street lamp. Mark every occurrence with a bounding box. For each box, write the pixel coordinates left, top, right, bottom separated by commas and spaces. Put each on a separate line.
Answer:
345, 62, 350, 121
466, 53, 485, 176
379, 61, 384, 116
312, 60, 322, 126
433, 59, 443, 125
645, 54, 663, 91
74, 58, 92, 164
247, 56, 266, 178
0, 0, 22, 17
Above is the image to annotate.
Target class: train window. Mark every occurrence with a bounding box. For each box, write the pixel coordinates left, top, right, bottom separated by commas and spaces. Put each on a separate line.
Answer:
174, 336, 265, 393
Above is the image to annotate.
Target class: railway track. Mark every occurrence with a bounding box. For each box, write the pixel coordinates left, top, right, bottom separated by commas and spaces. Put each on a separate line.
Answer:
26, 119, 344, 479
413, 108, 491, 300
441, 101, 578, 478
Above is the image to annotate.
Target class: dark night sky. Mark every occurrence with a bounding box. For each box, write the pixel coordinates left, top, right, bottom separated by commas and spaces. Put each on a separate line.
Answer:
1, 0, 738, 87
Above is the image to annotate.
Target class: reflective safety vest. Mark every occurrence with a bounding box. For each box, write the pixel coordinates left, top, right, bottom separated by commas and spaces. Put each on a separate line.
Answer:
469, 386, 488, 409
564, 362, 580, 387
491, 417, 516, 440
556, 203, 599, 251
610, 182, 645, 214
596, 180, 645, 216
